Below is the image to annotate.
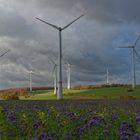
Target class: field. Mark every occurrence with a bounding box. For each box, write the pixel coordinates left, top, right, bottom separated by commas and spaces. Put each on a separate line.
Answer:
0, 100, 140, 140
0, 86, 140, 139
20, 86, 140, 100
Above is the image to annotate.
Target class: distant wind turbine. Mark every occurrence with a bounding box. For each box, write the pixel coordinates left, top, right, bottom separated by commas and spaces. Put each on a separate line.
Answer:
35, 14, 84, 100
119, 35, 140, 89
47, 56, 57, 95
64, 61, 78, 90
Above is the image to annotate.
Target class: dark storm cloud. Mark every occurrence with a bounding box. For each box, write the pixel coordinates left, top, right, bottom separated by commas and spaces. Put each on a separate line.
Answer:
14, 0, 140, 24
0, 9, 38, 39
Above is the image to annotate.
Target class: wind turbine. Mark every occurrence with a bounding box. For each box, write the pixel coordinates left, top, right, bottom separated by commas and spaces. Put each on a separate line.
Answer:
47, 56, 58, 95
65, 61, 77, 90
35, 14, 84, 100
119, 35, 140, 89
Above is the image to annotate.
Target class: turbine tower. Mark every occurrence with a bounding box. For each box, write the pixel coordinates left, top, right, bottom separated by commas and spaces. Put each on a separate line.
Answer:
106, 68, 109, 85
35, 15, 84, 100
67, 63, 71, 89
119, 35, 140, 89
29, 71, 33, 93
52, 65, 57, 95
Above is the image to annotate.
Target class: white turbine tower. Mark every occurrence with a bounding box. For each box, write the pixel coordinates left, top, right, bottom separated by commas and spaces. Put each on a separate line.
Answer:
28, 70, 33, 93
47, 57, 57, 95
67, 63, 71, 89
35, 15, 84, 100
52, 65, 57, 95
106, 68, 109, 85
119, 35, 140, 89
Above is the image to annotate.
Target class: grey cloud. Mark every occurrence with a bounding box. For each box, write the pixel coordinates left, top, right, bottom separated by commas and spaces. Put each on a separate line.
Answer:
12, 0, 140, 24
0, 9, 38, 39
0, 0, 140, 89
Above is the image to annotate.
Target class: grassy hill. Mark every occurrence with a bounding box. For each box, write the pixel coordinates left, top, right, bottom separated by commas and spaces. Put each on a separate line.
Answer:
20, 85, 140, 100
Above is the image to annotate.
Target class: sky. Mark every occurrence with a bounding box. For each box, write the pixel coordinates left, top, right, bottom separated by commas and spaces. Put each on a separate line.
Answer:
0, 0, 140, 89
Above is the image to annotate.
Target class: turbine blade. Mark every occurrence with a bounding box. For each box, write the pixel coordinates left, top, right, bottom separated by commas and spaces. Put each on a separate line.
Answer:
0, 49, 10, 57
35, 17, 59, 30
0, 49, 5, 54
134, 49, 140, 60
119, 46, 133, 48
134, 34, 140, 47
62, 14, 84, 30
47, 56, 56, 65
52, 65, 56, 75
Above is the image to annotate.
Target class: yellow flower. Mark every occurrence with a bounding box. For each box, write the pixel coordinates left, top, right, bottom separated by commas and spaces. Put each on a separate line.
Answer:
38, 111, 45, 120
22, 113, 26, 118
50, 106, 58, 114
63, 120, 69, 126
98, 112, 105, 117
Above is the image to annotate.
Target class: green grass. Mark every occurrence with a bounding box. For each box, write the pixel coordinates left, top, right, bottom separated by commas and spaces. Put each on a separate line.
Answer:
20, 85, 140, 100
30, 90, 52, 95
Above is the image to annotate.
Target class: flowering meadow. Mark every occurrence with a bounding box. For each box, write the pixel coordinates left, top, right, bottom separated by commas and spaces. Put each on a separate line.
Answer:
0, 100, 140, 140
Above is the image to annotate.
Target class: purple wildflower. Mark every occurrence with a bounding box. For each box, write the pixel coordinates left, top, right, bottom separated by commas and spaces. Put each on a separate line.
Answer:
120, 135, 129, 140
103, 129, 109, 135
119, 121, 135, 139
7, 111, 17, 123
89, 119, 97, 126
89, 110, 97, 114
30, 137, 37, 140
75, 126, 84, 136
38, 132, 47, 140
65, 112, 78, 120
33, 120, 42, 129
83, 123, 90, 129
65, 131, 76, 139
135, 115, 140, 122
48, 131, 58, 139
133, 134, 140, 140
106, 123, 112, 128
109, 113, 118, 121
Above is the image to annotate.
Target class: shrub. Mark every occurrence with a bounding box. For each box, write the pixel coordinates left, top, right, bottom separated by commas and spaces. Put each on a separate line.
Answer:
24, 95, 31, 98
1, 92, 19, 100
127, 89, 134, 92
120, 96, 136, 100
0, 88, 29, 99
103, 95, 111, 100
72, 84, 128, 90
